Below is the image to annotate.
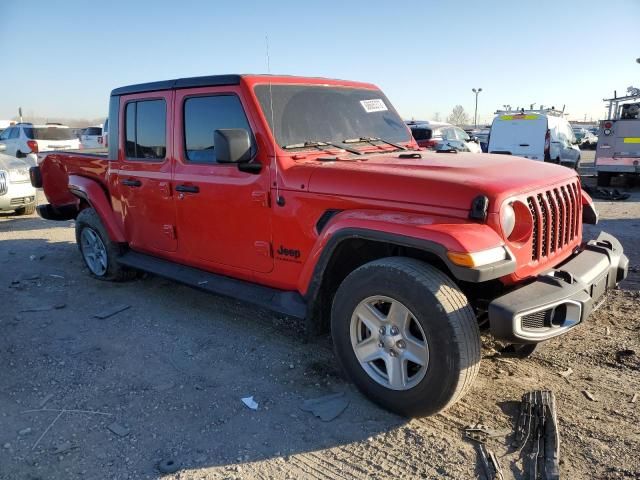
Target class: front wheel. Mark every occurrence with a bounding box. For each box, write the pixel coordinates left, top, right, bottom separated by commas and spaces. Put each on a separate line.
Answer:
331, 257, 481, 417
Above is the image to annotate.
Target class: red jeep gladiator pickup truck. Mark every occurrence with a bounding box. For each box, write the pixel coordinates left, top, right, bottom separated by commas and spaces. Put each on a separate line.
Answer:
31, 74, 628, 416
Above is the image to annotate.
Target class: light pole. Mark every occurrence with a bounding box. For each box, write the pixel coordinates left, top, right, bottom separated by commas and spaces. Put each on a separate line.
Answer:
472, 88, 482, 128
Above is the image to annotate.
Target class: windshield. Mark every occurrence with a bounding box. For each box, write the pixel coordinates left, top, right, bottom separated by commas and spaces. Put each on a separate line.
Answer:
25, 127, 77, 141
254, 85, 410, 149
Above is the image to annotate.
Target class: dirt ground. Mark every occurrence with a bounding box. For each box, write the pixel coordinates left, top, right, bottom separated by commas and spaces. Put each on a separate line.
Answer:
1, 154, 639, 480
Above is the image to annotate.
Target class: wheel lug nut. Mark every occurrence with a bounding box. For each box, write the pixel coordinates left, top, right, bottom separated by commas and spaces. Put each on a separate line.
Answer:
396, 340, 406, 349
377, 341, 384, 348
378, 327, 386, 335
389, 349, 398, 357
390, 326, 399, 335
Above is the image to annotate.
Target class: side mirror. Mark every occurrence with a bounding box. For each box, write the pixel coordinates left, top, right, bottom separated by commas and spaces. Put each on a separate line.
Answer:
0, 144, 6, 152
214, 129, 253, 164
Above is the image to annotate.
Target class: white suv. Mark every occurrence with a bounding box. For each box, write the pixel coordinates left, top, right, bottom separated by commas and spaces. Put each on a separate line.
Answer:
80, 126, 104, 149
0, 145, 37, 215
0, 123, 80, 166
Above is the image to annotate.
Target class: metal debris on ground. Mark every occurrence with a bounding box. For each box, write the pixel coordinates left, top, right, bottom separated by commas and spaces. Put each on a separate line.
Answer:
581, 184, 631, 201
158, 458, 180, 474
241, 396, 259, 411
558, 367, 573, 378
582, 390, 597, 402
463, 424, 504, 480
300, 392, 349, 422
514, 390, 560, 480
107, 422, 130, 437
20, 304, 66, 313
93, 305, 131, 320
630, 393, 638, 404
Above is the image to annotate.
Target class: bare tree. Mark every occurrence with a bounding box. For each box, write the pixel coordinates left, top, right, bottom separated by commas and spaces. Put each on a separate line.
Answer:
446, 105, 470, 126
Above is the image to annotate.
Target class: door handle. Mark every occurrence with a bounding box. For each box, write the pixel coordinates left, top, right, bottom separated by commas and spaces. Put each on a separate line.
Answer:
175, 184, 199, 193
121, 178, 142, 187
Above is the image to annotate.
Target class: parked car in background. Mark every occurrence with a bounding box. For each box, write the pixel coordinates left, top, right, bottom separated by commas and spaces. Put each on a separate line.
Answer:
572, 127, 597, 150
471, 129, 490, 153
595, 92, 640, 186
488, 109, 581, 169
0, 145, 37, 215
406, 121, 482, 153
101, 117, 108, 148
0, 123, 80, 166
80, 126, 104, 149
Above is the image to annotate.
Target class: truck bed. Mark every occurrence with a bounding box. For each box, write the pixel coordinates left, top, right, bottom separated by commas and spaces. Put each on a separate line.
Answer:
39, 150, 111, 208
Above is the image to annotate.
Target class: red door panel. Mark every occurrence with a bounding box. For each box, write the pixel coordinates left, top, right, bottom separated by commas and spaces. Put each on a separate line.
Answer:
172, 87, 273, 273
117, 91, 177, 253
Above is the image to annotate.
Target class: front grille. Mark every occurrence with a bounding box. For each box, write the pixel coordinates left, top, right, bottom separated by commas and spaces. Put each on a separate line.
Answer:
0, 172, 7, 196
527, 182, 581, 261
522, 309, 552, 330
10, 196, 34, 206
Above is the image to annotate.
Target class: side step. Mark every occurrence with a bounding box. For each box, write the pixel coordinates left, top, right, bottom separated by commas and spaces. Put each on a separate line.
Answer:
117, 251, 306, 319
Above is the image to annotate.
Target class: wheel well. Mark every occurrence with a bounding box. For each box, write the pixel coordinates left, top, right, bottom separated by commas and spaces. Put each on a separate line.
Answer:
307, 238, 452, 335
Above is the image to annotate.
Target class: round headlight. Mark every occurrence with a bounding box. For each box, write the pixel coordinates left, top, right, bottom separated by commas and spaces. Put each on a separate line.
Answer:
500, 203, 516, 238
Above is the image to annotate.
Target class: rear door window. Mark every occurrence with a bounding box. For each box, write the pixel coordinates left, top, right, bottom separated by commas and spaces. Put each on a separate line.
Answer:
183, 95, 252, 164
125, 99, 167, 160
9, 127, 20, 139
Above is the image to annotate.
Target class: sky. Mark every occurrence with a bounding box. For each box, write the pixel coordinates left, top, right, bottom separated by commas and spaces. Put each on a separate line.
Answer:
1, 0, 639, 125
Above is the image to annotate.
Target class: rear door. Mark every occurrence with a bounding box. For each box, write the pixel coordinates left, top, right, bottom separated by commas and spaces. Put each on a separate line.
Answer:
172, 86, 273, 273
117, 91, 177, 253
488, 114, 547, 159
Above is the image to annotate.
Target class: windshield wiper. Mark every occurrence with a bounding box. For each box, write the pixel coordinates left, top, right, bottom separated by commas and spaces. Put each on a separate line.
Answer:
282, 141, 363, 156
343, 136, 408, 151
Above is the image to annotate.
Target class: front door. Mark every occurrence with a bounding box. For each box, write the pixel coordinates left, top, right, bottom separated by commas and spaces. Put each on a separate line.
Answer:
172, 87, 273, 273
117, 91, 177, 253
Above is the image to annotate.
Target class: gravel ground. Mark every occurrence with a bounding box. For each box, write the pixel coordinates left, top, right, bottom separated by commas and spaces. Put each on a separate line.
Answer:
1, 156, 639, 480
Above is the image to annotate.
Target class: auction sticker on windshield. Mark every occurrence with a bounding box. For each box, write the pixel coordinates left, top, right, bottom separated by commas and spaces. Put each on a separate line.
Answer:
360, 99, 388, 113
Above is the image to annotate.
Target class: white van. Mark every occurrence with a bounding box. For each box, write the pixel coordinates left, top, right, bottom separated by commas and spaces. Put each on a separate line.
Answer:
488, 109, 581, 169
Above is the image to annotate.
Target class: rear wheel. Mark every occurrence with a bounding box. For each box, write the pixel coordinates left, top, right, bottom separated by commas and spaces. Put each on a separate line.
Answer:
597, 172, 612, 187
75, 208, 135, 281
13, 204, 36, 216
15, 150, 25, 158
331, 257, 481, 417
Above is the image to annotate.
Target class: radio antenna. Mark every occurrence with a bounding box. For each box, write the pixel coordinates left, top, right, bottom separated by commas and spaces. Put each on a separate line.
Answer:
265, 35, 283, 206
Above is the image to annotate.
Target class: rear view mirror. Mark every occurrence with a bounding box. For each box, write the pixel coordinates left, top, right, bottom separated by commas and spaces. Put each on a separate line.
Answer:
214, 129, 253, 164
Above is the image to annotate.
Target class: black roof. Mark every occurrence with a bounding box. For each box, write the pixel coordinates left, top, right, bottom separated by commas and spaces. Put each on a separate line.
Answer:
110, 74, 242, 96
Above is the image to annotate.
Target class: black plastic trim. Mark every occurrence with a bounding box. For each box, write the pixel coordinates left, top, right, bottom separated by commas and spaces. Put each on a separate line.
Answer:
36, 203, 78, 221
111, 75, 242, 97
117, 251, 306, 319
305, 228, 516, 305
489, 231, 628, 343
315, 209, 343, 234
29, 166, 42, 188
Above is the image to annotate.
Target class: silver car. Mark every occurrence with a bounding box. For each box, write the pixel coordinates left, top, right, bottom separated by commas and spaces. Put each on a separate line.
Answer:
0, 145, 37, 215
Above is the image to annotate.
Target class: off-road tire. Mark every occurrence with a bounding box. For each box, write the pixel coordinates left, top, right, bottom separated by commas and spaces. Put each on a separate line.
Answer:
331, 257, 481, 417
75, 208, 135, 281
597, 172, 612, 187
14, 204, 36, 216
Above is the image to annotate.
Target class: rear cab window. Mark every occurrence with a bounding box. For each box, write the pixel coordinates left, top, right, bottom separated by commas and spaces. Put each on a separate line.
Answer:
124, 99, 167, 160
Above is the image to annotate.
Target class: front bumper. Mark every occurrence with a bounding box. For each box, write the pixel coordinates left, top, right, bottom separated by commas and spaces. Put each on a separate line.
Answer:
489, 232, 628, 343
0, 181, 37, 211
